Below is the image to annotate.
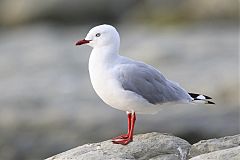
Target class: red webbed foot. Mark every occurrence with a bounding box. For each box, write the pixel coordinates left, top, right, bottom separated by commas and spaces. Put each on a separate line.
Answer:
112, 134, 129, 140
112, 137, 133, 145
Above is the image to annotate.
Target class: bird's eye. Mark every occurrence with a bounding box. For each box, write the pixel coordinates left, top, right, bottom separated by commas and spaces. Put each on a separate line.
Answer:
96, 33, 101, 37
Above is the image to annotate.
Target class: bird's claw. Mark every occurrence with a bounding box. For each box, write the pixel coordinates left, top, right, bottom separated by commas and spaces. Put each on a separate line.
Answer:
112, 138, 132, 145
112, 134, 129, 140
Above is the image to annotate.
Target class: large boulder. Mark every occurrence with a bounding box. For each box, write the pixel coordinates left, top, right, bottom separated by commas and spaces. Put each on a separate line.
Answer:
45, 132, 191, 160
45, 133, 240, 160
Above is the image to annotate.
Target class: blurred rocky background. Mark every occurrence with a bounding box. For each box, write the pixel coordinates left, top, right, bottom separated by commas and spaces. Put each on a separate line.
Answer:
0, 0, 239, 160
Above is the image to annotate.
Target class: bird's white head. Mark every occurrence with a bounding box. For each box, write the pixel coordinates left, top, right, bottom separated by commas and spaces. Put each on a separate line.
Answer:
76, 24, 120, 49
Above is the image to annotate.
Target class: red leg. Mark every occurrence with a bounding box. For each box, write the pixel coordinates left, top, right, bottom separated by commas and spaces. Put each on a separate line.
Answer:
112, 112, 136, 145
112, 113, 132, 140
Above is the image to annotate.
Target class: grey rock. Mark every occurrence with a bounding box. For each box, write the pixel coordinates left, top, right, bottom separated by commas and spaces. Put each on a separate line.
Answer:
45, 133, 240, 160
45, 132, 191, 160
189, 146, 240, 160
189, 134, 240, 157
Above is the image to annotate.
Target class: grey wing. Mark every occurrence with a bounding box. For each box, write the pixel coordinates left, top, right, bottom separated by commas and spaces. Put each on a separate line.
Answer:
117, 63, 192, 105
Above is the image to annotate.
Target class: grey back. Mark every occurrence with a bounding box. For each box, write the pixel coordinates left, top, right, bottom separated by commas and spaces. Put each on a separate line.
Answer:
117, 61, 191, 105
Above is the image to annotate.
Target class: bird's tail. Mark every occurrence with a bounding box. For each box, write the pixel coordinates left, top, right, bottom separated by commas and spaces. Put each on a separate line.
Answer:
188, 93, 215, 104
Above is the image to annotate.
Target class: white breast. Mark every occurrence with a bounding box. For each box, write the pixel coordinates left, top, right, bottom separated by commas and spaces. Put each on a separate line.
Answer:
88, 50, 160, 114
88, 49, 123, 109
89, 64, 116, 105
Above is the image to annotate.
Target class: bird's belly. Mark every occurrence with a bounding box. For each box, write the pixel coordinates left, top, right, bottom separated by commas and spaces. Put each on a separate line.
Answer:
90, 71, 126, 109
89, 70, 160, 114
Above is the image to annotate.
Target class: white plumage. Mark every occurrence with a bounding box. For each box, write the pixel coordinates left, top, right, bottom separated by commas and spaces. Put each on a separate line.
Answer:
76, 24, 214, 145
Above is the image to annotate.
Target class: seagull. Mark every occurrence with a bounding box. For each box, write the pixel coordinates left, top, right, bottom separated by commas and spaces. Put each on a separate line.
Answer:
75, 24, 214, 145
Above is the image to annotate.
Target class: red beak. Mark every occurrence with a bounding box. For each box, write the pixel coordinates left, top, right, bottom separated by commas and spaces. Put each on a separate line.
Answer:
75, 39, 91, 45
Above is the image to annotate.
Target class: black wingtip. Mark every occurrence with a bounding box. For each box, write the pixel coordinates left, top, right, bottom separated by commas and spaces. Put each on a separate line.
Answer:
204, 95, 212, 99
188, 93, 199, 98
188, 92, 212, 99
207, 101, 215, 104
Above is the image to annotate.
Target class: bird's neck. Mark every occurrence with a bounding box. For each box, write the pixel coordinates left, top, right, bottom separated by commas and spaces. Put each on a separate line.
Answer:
89, 45, 120, 68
